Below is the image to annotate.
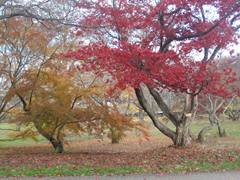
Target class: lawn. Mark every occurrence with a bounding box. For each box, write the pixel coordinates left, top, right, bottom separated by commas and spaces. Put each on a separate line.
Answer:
162, 156, 240, 173
0, 165, 144, 177
0, 123, 95, 148
148, 117, 240, 148
1, 118, 240, 148
1, 157, 240, 177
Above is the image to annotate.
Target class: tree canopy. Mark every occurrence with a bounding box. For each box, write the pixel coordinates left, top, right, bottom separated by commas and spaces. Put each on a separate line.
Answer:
66, 0, 240, 146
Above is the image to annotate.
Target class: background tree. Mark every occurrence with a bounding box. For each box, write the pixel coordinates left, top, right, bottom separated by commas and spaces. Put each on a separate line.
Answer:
197, 59, 240, 141
197, 94, 227, 142
0, 17, 61, 124
67, 0, 240, 146
0, 17, 60, 133
225, 97, 240, 121
0, 0, 81, 27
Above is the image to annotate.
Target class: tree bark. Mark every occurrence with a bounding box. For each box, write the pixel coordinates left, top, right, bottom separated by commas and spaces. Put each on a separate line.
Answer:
135, 86, 194, 146
216, 121, 226, 137
197, 126, 212, 143
147, 86, 194, 146
134, 84, 197, 147
34, 121, 64, 153
110, 127, 120, 144
174, 117, 193, 146
211, 113, 226, 138
49, 137, 64, 153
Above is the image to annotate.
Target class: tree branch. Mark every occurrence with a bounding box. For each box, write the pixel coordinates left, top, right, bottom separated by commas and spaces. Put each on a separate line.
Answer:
135, 87, 176, 140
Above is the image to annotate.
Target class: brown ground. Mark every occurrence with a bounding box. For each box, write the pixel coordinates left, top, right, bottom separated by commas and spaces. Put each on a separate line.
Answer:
0, 136, 171, 154
0, 136, 240, 171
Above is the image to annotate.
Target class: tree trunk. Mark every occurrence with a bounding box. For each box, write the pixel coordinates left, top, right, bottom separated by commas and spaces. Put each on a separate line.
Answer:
135, 86, 198, 147
110, 127, 120, 144
139, 108, 145, 121
197, 126, 212, 143
216, 123, 226, 137
49, 137, 64, 153
148, 87, 195, 147
209, 114, 215, 125
174, 118, 192, 146
211, 113, 226, 138
135, 86, 197, 147
34, 122, 64, 153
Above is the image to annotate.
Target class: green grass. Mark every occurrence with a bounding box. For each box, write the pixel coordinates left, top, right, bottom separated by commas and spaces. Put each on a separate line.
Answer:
161, 157, 240, 173
0, 123, 96, 148
150, 117, 240, 138
0, 165, 144, 177
190, 119, 240, 138
0, 123, 47, 147
1, 118, 240, 148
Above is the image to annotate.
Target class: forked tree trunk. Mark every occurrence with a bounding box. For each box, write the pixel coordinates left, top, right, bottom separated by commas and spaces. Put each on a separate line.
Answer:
135, 86, 195, 147
149, 87, 195, 147
200, 95, 227, 138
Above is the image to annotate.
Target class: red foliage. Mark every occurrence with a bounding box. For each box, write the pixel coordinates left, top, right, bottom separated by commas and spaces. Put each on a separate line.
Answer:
66, 0, 240, 97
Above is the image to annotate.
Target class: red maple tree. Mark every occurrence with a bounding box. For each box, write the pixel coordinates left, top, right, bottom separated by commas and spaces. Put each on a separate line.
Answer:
67, 0, 240, 146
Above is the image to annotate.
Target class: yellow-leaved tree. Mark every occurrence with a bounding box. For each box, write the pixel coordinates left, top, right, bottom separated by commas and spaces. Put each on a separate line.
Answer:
11, 64, 148, 153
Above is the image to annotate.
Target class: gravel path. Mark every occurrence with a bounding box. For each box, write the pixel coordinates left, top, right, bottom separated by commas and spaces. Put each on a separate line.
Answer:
3, 172, 240, 180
